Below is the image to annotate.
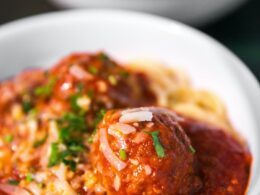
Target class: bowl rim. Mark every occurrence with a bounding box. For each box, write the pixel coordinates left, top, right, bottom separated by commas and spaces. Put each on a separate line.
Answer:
0, 9, 259, 194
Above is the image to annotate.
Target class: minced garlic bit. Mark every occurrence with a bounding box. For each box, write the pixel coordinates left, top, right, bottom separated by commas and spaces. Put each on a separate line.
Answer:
96, 80, 108, 93
11, 104, 24, 120
146, 122, 154, 128
76, 95, 91, 111
144, 165, 152, 175
133, 122, 139, 127
113, 174, 121, 191
108, 75, 117, 86
129, 159, 139, 166
83, 170, 97, 191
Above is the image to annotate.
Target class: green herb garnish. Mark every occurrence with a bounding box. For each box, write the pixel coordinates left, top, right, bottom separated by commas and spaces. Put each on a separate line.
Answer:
63, 159, 76, 172
76, 82, 84, 93
7, 179, 19, 186
70, 94, 81, 112
189, 145, 196, 154
34, 77, 56, 97
29, 108, 38, 116
87, 129, 96, 144
33, 134, 48, 148
108, 75, 117, 86
145, 131, 165, 158
68, 144, 85, 152
87, 90, 94, 99
119, 149, 127, 160
48, 142, 79, 171
48, 112, 89, 170
93, 109, 106, 129
48, 143, 60, 167
88, 66, 98, 75
87, 109, 106, 143
22, 100, 33, 113
61, 112, 87, 131
98, 53, 109, 61
120, 71, 129, 78
58, 112, 87, 146
4, 134, 13, 143
26, 173, 34, 182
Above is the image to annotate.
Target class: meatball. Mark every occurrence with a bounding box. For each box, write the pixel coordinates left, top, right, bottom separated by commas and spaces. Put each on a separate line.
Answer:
90, 107, 201, 194
48, 52, 157, 131
50, 52, 156, 108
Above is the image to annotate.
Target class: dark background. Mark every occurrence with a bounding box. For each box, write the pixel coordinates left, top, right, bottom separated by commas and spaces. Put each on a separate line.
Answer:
0, 0, 259, 81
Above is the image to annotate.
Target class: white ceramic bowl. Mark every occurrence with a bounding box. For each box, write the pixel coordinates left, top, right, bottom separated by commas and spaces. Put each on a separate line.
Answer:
50, 0, 247, 25
0, 10, 259, 194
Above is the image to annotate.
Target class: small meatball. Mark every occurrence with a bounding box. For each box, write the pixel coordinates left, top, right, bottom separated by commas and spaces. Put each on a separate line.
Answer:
90, 107, 201, 195
48, 52, 157, 131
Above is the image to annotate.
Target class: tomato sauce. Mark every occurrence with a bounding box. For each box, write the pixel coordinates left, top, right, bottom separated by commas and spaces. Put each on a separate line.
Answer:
180, 118, 252, 195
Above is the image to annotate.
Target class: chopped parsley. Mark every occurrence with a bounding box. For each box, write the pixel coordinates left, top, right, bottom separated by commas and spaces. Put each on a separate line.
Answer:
63, 159, 76, 172
58, 112, 87, 145
48, 143, 60, 167
60, 112, 87, 131
189, 145, 196, 154
34, 77, 56, 97
93, 109, 106, 129
108, 75, 117, 86
87, 129, 96, 144
7, 179, 19, 186
76, 82, 84, 93
70, 94, 81, 112
98, 53, 109, 61
119, 149, 127, 161
48, 112, 89, 171
87, 89, 94, 99
3, 134, 13, 143
68, 144, 85, 152
46, 75, 106, 170
88, 66, 98, 75
29, 108, 38, 116
145, 131, 165, 158
120, 71, 129, 78
48, 142, 80, 171
88, 109, 106, 143
26, 173, 34, 182
22, 99, 33, 113
33, 134, 48, 148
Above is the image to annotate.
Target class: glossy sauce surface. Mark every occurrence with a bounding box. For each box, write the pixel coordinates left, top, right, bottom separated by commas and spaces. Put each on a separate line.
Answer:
180, 118, 252, 195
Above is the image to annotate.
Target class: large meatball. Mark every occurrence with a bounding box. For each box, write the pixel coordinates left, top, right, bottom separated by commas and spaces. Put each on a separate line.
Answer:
90, 107, 201, 194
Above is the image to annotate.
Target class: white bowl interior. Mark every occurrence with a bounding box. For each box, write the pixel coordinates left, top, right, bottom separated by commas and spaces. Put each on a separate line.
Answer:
0, 10, 259, 194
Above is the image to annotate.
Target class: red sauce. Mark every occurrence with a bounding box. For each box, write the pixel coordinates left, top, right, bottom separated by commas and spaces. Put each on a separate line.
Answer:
180, 118, 252, 195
